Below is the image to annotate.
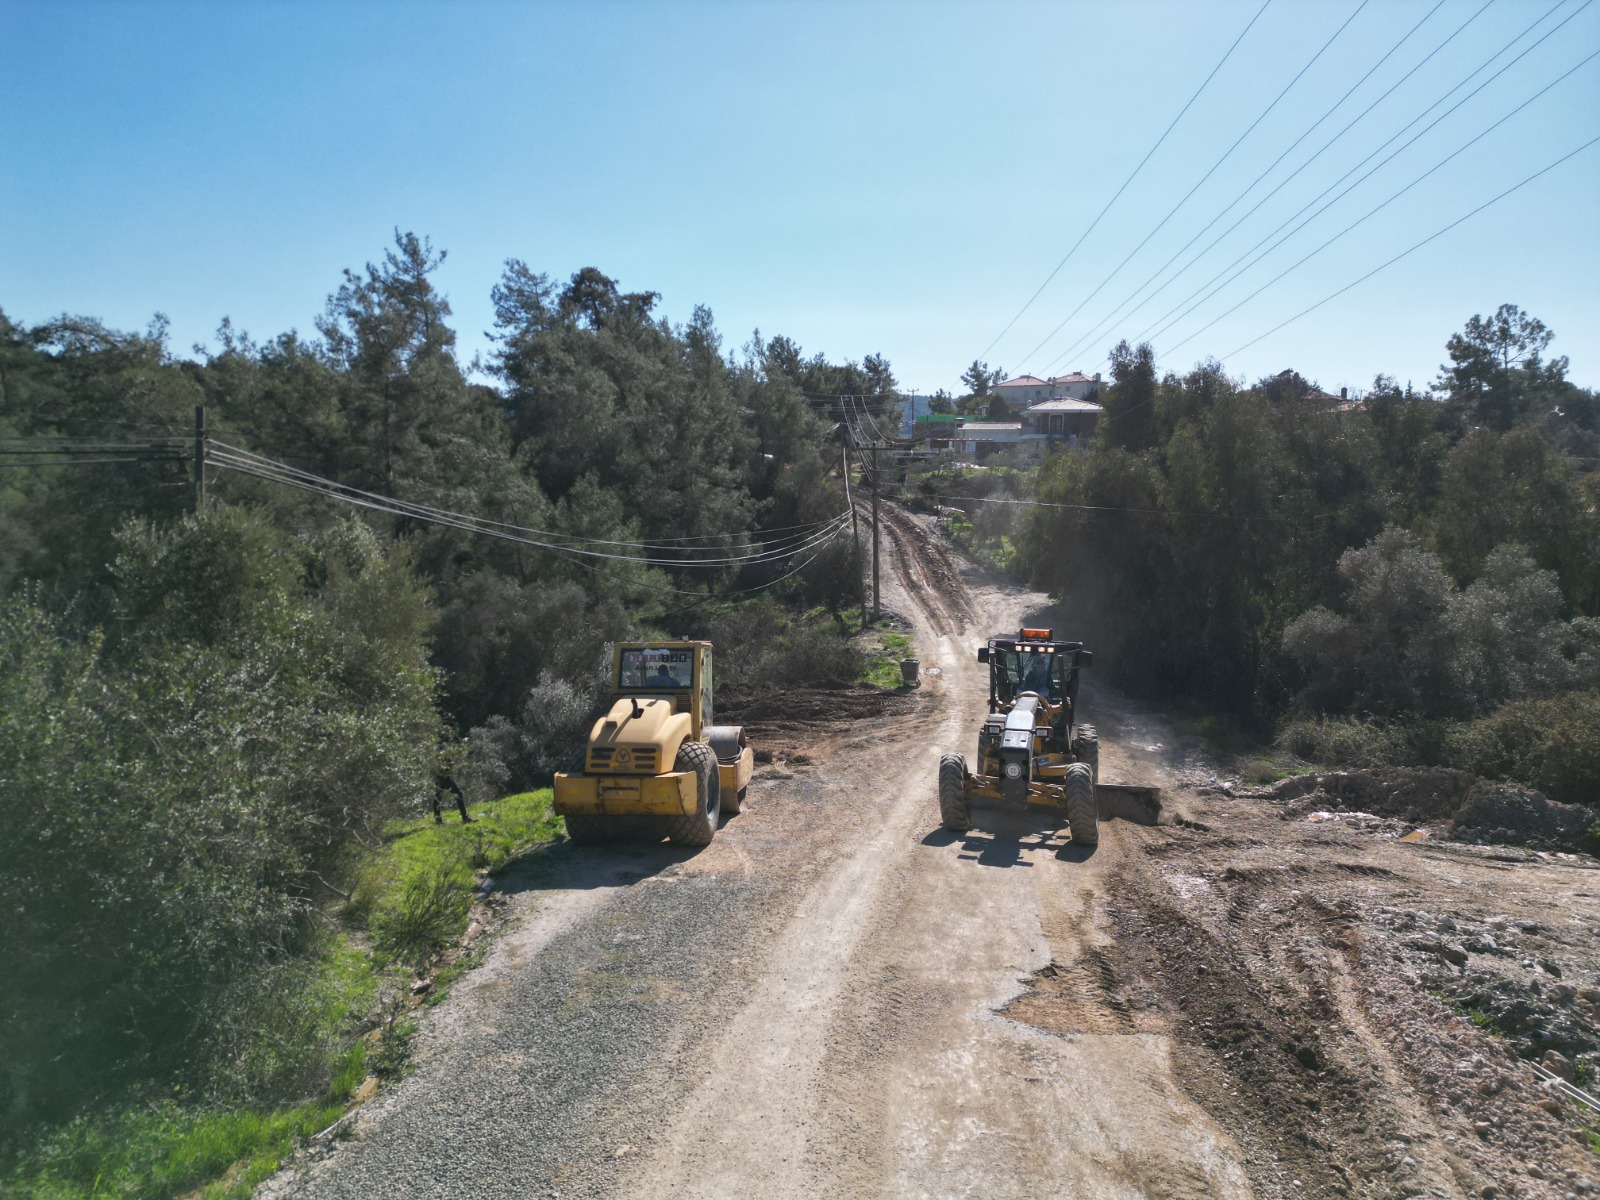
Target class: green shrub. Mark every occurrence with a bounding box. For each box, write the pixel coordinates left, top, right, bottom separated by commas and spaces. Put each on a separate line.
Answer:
1443, 691, 1600, 809
5, 1098, 343, 1200
0, 508, 440, 1133
1277, 716, 1422, 768
369, 863, 474, 969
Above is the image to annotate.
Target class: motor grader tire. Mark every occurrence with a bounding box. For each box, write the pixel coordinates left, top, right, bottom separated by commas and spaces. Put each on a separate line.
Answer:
939, 752, 971, 833
1065, 762, 1097, 846
1073, 724, 1100, 785
666, 740, 722, 847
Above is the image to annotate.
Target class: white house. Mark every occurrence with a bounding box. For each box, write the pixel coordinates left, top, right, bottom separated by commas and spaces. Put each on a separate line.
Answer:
1021, 396, 1103, 443
993, 371, 1103, 413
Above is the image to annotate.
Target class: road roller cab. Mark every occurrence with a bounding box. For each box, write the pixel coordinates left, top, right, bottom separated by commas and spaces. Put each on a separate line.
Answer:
553, 641, 754, 846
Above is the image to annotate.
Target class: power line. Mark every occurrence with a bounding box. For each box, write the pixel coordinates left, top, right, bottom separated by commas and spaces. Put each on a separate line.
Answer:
1153, 35, 1600, 355
933, 493, 1298, 524
211, 441, 845, 553
1216, 130, 1600, 361
1137, 0, 1592, 351
1048, 129, 1597, 403
1041, 0, 1475, 372
210, 447, 854, 568
0, 456, 184, 468
975, 0, 1273, 363
1018, 0, 1375, 371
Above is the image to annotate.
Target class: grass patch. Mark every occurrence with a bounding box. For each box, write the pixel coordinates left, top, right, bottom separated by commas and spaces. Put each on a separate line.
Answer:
7, 791, 560, 1200
349, 789, 560, 969
7, 1098, 344, 1200
856, 625, 915, 689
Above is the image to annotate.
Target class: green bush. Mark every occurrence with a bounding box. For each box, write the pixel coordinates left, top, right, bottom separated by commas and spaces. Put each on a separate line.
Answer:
5, 1098, 344, 1200
1443, 691, 1600, 809
1278, 716, 1422, 768
704, 600, 864, 687
0, 508, 440, 1134
370, 863, 474, 969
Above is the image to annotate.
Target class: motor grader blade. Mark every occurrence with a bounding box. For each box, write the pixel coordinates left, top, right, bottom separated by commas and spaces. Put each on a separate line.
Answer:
1094, 781, 1165, 826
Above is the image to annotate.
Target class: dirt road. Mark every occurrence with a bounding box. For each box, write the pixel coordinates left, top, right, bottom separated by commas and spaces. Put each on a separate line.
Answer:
267, 508, 1600, 1200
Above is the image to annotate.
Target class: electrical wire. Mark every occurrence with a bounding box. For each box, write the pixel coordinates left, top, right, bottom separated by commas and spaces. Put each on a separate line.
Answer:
1154, 42, 1600, 356
213, 453, 855, 599
210, 440, 846, 552
0, 457, 184, 468
1137, 0, 1593, 350
1216, 130, 1600, 361
976, 0, 1273, 362
1017, 0, 1375, 370
209, 448, 854, 568
932, 493, 1296, 523
213, 452, 852, 568
1040, 0, 1474, 372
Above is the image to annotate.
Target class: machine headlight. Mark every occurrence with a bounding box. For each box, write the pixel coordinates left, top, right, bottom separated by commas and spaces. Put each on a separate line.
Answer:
1004, 762, 1023, 779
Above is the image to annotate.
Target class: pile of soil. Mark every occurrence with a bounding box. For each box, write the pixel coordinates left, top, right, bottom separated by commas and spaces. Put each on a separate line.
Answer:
1265, 768, 1594, 852
716, 681, 919, 744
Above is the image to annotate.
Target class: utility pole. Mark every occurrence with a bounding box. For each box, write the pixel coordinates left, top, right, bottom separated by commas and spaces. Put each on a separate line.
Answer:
871, 443, 880, 624
843, 444, 863, 632
193, 404, 207, 512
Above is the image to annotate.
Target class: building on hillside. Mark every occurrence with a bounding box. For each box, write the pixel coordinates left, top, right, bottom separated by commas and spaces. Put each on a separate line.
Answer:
1021, 397, 1102, 444
910, 412, 965, 443
1261, 369, 1351, 407
994, 371, 1104, 413
1048, 371, 1103, 400
993, 375, 1053, 411
954, 421, 1048, 460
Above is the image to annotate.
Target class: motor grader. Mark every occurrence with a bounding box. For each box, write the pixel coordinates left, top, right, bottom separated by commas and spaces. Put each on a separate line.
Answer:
554, 641, 754, 846
939, 627, 1154, 845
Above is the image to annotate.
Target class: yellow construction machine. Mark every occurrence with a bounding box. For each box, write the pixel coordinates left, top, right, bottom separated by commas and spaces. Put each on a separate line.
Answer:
554, 641, 754, 846
938, 627, 1159, 844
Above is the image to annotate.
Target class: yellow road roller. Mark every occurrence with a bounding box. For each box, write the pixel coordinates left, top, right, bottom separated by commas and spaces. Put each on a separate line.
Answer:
554, 641, 753, 846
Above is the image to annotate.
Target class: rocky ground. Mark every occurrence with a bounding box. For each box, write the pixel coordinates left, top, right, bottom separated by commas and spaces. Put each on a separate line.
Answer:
1091, 741, 1600, 1199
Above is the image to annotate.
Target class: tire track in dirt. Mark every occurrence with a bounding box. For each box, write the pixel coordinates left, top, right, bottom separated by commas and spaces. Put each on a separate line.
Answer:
269, 505, 1255, 1200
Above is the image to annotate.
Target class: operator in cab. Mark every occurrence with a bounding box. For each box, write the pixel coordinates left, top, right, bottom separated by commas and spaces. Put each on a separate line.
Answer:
1023, 653, 1053, 696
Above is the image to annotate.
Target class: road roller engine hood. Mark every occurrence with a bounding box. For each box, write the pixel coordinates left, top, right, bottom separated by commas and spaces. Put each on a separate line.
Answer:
585, 696, 689, 774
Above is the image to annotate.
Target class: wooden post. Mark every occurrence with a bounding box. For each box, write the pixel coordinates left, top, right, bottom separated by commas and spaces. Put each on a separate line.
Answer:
193, 404, 206, 512
871, 444, 880, 624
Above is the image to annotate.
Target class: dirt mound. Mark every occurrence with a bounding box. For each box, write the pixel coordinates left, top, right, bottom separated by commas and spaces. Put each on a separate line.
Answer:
1264, 768, 1594, 851
716, 681, 917, 743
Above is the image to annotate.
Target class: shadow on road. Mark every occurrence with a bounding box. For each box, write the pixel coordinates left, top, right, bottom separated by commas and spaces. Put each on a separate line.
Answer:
922, 806, 1095, 868
493, 836, 704, 896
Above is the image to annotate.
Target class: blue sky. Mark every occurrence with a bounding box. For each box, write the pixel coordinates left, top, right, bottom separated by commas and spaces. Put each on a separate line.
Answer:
3, 0, 1597, 397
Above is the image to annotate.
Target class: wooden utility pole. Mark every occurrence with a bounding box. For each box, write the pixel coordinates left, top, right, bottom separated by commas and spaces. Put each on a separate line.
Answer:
871, 443, 880, 624
193, 404, 207, 512
843, 444, 863, 631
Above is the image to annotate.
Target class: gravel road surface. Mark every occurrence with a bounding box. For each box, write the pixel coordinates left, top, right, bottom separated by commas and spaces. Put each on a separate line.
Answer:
264, 507, 1600, 1200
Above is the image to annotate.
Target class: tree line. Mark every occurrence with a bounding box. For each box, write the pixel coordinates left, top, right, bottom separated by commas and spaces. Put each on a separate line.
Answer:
1008, 305, 1599, 802
0, 232, 885, 1139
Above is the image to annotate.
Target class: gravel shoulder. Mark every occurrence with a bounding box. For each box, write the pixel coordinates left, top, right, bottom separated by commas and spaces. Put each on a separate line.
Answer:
264, 506, 1600, 1200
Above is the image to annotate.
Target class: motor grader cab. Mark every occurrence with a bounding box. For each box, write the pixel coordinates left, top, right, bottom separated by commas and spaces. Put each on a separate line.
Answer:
553, 641, 754, 846
938, 627, 1156, 846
